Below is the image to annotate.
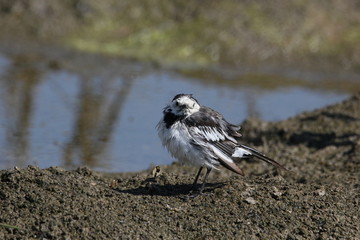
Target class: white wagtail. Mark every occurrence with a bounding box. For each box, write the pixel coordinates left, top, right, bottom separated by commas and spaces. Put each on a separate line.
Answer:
157, 94, 287, 195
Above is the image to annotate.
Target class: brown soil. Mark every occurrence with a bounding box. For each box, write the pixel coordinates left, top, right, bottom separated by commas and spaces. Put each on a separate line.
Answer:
1, 94, 359, 239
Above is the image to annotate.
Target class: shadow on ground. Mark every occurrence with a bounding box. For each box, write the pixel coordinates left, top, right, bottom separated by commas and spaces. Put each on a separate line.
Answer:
116, 178, 225, 197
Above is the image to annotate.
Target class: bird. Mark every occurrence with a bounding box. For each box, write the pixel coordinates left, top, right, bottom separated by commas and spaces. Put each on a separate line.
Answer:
157, 94, 287, 196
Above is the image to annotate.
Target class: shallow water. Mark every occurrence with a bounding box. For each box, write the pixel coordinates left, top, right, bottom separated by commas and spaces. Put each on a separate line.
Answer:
0, 50, 355, 172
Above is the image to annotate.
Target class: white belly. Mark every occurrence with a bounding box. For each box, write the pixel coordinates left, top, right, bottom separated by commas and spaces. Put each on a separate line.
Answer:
157, 120, 211, 167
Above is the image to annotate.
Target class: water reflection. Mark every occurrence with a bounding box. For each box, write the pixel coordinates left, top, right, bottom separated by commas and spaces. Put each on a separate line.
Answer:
0, 51, 356, 172
0, 52, 144, 171
63, 74, 133, 168
1, 55, 41, 167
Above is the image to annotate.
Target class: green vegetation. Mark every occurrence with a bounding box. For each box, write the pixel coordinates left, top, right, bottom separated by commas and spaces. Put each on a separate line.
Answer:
66, 0, 360, 69
1, 0, 359, 70
0, 223, 22, 230
70, 17, 212, 67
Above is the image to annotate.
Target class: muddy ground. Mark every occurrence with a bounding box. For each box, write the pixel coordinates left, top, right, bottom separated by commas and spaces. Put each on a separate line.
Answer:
0, 93, 359, 239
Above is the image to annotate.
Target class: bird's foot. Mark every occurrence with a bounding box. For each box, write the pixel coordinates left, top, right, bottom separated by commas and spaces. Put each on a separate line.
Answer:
189, 189, 203, 198
179, 188, 206, 200
179, 192, 200, 200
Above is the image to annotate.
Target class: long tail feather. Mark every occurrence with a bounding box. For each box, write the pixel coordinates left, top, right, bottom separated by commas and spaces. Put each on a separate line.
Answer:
239, 144, 288, 171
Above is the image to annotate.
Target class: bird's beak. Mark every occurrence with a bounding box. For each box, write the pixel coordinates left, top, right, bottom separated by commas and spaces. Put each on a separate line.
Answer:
163, 106, 171, 113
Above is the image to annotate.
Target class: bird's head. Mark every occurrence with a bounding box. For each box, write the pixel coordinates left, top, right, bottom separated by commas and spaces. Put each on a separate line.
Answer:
163, 94, 200, 117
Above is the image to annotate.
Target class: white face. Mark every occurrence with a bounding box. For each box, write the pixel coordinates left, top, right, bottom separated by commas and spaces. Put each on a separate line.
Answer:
165, 95, 200, 116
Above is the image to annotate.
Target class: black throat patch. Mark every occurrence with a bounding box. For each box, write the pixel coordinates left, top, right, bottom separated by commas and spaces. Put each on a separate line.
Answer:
163, 112, 183, 128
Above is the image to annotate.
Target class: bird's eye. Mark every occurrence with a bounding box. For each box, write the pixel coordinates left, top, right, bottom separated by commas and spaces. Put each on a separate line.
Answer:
175, 102, 179, 106
192, 103, 195, 107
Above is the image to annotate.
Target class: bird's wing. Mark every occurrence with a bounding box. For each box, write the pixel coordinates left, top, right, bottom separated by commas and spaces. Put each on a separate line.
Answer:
185, 106, 287, 173
185, 107, 244, 175
185, 106, 240, 144
185, 106, 241, 140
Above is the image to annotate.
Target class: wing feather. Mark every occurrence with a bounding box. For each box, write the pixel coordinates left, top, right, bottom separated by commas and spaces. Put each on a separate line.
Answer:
209, 145, 244, 175
213, 141, 237, 157
185, 106, 287, 173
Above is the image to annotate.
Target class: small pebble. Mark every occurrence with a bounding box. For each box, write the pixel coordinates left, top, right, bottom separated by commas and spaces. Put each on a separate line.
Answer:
316, 188, 326, 196
244, 197, 257, 205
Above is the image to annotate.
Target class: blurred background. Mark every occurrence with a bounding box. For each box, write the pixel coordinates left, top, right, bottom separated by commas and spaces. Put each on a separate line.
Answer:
0, 0, 359, 172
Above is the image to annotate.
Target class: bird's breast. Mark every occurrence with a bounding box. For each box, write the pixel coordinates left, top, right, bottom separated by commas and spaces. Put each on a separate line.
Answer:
157, 121, 197, 162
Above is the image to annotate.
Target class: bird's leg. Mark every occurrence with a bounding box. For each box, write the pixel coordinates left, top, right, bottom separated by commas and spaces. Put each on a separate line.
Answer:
191, 166, 203, 190
198, 168, 212, 194
184, 167, 213, 199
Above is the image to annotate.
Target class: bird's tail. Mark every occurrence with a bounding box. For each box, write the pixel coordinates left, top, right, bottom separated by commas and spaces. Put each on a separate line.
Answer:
237, 144, 288, 171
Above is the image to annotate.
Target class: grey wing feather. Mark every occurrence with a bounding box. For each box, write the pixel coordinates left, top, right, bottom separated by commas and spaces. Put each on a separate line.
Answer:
213, 141, 237, 157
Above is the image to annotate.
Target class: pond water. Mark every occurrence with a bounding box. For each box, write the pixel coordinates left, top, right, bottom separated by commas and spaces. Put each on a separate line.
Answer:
0, 49, 356, 172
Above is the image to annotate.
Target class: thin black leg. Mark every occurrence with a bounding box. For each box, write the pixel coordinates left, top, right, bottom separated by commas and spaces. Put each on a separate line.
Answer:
192, 166, 203, 189
199, 168, 212, 194
183, 167, 212, 199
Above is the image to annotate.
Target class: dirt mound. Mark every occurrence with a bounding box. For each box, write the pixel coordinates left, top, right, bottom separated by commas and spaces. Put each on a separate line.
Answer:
1, 94, 359, 239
